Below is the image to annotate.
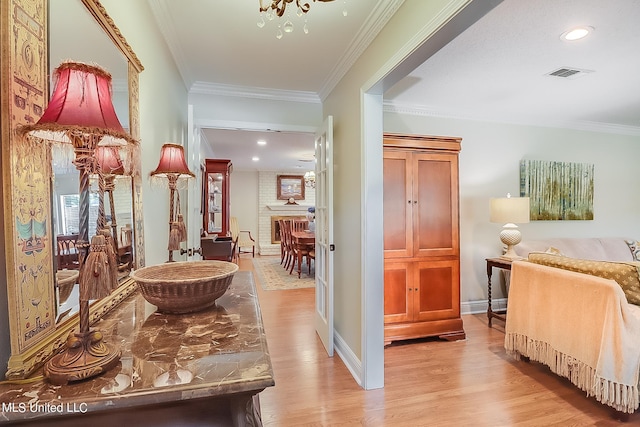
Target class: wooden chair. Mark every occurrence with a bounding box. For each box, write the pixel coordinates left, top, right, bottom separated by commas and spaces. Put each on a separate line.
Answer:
287, 222, 313, 276
278, 219, 287, 265
229, 216, 255, 261
307, 249, 315, 276
281, 220, 294, 270
56, 234, 79, 270
292, 219, 308, 232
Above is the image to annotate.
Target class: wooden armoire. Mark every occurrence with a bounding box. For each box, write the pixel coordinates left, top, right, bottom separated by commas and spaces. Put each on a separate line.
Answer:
383, 134, 465, 345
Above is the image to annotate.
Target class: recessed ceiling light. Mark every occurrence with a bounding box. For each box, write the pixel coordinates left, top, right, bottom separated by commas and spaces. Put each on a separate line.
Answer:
257, 140, 267, 146
561, 26, 593, 41
252, 156, 259, 162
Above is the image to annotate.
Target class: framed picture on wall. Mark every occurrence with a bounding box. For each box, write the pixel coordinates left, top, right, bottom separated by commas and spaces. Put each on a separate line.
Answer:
277, 175, 305, 200
520, 160, 594, 220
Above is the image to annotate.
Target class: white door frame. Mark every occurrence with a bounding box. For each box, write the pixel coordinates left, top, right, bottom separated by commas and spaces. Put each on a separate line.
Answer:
186, 105, 202, 259
361, 92, 385, 389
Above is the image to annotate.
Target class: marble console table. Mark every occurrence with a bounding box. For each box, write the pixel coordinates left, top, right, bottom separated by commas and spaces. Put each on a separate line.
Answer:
0, 271, 274, 426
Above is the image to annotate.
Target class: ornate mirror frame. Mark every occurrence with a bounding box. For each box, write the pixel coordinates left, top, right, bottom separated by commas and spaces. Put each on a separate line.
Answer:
1, 0, 145, 379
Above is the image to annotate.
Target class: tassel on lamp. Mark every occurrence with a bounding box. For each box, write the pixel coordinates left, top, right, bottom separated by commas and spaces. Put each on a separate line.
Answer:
18, 61, 138, 384
95, 146, 126, 269
150, 143, 194, 261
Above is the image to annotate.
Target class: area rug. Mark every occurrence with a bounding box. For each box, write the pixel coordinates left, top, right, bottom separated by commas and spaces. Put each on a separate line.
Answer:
252, 256, 315, 290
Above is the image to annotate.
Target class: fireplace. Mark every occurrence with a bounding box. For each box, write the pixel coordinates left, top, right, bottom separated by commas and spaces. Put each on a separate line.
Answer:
271, 215, 306, 244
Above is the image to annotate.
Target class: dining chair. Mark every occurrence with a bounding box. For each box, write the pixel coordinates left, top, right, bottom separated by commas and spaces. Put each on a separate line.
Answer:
229, 216, 255, 261
307, 248, 315, 276
56, 234, 79, 270
288, 224, 312, 276
282, 220, 295, 270
292, 219, 308, 232
278, 219, 287, 265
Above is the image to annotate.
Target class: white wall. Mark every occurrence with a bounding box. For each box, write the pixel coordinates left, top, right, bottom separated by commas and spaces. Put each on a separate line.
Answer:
384, 112, 640, 303
102, 0, 189, 266
230, 170, 259, 248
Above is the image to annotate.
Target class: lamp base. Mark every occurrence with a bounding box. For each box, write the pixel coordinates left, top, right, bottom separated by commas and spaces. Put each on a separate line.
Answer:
44, 330, 120, 385
499, 224, 523, 260
500, 246, 524, 260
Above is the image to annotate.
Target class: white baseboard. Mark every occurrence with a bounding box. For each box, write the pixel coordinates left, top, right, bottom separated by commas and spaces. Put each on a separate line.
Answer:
333, 330, 363, 387
461, 298, 507, 315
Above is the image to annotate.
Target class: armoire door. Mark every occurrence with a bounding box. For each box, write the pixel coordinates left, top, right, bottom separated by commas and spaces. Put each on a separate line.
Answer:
383, 260, 413, 324
412, 152, 459, 258
413, 260, 461, 322
383, 150, 413, 258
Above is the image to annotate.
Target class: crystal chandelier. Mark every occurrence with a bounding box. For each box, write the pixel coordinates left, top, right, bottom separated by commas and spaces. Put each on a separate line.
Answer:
304, 170, 316, 188
257, 0, 346, 39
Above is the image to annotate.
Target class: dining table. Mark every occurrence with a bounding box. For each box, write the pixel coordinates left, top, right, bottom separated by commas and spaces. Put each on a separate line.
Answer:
290, 230, 315, 278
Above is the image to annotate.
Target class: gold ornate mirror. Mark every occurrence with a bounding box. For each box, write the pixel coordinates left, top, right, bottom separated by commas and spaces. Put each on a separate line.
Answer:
1, 0, 144, 379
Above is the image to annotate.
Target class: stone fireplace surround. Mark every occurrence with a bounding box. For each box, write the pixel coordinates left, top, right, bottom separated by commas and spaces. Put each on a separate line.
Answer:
257, 171, 314, 256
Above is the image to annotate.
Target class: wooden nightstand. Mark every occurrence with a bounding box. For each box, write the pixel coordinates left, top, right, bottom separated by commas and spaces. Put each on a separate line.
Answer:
485, 257, 513, 327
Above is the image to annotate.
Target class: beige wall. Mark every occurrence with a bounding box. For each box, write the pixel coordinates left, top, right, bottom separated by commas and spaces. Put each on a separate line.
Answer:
230, 170, 259, 249
101, 0, 190, 266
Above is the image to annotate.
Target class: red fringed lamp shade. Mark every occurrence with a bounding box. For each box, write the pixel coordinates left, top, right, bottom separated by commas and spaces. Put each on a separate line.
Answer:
151, 143, 193, 262
17, 61, 134, 385
21, 61, 134, 147
95, 146, 125, 175
151, 143, 195, 178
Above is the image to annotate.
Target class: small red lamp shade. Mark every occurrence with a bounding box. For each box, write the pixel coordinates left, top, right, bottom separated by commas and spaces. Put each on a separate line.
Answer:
20, 61, 134, 147
151, 143, 195, 178
95, 146, 125, 175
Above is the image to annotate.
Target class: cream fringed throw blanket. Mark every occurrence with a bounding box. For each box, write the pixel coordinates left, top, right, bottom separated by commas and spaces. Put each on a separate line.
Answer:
505, 261, 640, 413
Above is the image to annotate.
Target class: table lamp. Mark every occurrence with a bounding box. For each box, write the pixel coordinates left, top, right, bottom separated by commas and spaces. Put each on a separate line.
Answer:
18, 61, 137, 384
490, 193, 530, 259
150, 143, 194, 262
95, 146, 125, 262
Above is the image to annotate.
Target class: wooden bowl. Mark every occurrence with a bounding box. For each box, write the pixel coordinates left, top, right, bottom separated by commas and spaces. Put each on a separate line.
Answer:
130, 260, 238, 314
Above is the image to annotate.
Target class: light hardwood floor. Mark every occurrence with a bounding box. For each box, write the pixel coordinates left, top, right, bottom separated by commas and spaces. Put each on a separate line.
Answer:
241, 257, 640, 426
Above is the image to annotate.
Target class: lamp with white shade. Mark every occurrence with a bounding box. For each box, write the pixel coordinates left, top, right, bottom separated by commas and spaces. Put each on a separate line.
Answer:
490, 193, 530, 260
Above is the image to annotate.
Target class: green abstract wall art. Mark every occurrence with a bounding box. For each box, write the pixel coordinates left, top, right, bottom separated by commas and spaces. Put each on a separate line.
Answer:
520, 160, 594, 220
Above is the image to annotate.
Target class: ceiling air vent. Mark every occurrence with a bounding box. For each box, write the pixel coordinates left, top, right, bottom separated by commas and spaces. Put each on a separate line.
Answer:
546, 67, 593, 79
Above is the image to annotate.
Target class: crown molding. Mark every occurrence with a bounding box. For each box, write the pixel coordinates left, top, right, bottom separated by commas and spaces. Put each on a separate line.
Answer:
189, 82, 321, 104
153, 0, 404, 104
318, 0, 405, 101
195, 118, 317, 134
384, 102, 640, 136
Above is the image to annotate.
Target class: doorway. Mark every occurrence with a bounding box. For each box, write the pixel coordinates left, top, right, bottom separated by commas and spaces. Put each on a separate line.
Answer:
360, 0, 503, 389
